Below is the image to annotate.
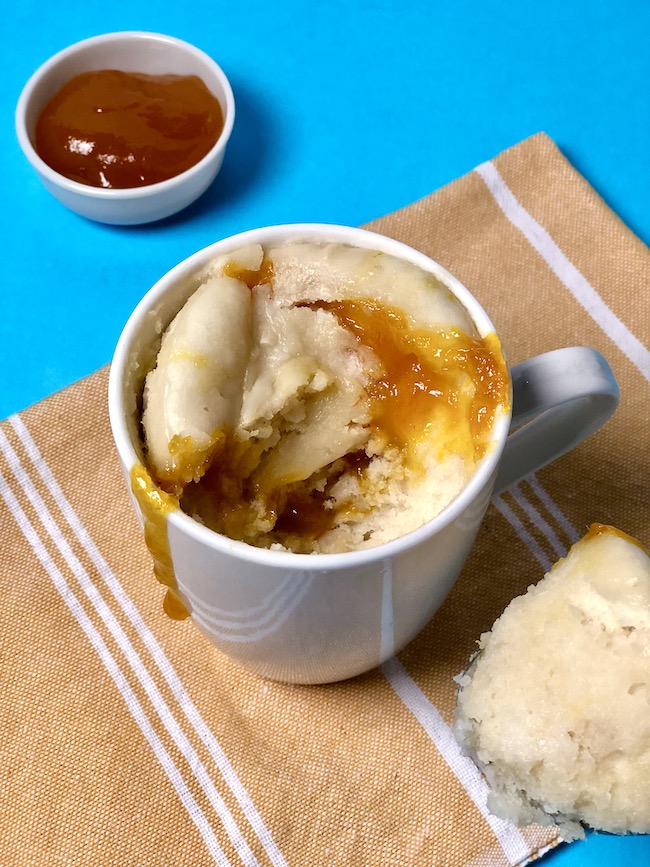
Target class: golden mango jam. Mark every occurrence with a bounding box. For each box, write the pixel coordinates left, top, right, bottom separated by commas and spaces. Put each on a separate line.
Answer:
35, 69, 224, 188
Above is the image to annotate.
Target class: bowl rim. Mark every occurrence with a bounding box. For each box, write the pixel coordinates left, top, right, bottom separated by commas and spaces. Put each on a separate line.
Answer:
14, 30, 236, 200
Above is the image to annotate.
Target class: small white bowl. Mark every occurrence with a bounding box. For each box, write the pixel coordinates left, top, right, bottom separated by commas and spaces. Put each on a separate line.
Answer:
15, 31, 235, 225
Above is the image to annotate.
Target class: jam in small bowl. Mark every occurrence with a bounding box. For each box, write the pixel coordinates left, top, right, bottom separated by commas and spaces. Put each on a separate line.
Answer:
15, 31, 235, 225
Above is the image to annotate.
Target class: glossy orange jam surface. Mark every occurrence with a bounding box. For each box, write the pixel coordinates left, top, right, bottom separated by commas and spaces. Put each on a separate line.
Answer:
35, 69, 224, 188
130, 463, 189, 620
305, 300, 509, 462
222, 256, 275, 289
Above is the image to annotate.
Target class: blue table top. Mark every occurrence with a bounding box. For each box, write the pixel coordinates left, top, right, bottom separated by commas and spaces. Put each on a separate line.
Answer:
3, 2, 648, 864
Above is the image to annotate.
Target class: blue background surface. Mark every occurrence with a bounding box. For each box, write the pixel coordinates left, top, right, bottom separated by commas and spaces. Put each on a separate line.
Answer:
3, 1, 648, 864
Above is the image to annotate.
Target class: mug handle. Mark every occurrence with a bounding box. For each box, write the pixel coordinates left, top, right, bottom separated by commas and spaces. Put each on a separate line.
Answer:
493, 347, 619, 495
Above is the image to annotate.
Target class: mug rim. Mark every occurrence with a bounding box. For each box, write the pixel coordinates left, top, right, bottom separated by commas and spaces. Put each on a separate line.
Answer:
108, 222, 512, 569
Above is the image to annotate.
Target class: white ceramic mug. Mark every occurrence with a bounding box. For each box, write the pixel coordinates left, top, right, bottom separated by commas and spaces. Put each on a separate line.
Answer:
108, 224, 619, 684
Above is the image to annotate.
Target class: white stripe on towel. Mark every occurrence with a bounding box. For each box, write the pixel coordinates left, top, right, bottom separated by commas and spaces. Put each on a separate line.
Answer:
0, 428, 261, 867
475, 159, 650, 383
0, 466, 233, 867
7, 418, 289, 867
526, 475, 579, 545
381, 657, 531, 866
492, 492, 553, 572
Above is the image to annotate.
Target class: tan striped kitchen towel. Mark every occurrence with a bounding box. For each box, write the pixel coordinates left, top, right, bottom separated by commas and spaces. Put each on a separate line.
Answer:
1, 132, 648, 866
